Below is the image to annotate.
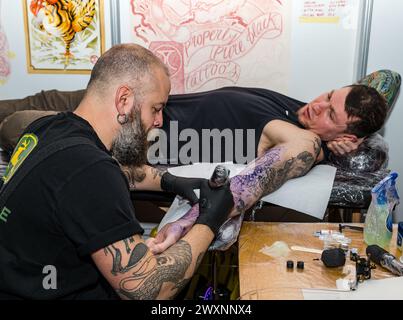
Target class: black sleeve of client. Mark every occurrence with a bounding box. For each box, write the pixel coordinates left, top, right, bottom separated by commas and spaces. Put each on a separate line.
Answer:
162, 86, 311, 165
0, 112, 143, 300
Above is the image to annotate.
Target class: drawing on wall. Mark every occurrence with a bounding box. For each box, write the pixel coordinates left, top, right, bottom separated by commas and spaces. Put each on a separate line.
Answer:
23, 0, 105, 74
0, 0, 11, 85
127, 0, 292, 94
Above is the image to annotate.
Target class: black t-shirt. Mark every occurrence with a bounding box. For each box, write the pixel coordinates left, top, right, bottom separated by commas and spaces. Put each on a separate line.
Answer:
0, 112, 144, 300
162, 87, 306, 164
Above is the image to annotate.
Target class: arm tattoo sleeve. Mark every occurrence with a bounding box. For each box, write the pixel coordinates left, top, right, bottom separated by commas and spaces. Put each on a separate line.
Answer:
121, 166, 167, 190
104, 238, 193, 300
157, 138, 321, 245
150, 167, 167, 180
121, 166, 146, 190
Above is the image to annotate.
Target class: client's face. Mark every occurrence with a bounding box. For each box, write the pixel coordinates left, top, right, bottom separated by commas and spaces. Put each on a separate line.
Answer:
111, 105, 149, 167
297, 87, 357, 141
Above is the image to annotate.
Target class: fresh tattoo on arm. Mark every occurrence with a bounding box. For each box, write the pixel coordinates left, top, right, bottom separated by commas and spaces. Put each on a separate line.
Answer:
229, 138, 321, 215
103, 238, 193, 300
231, 145, 317, 203
150, 139, 322, 251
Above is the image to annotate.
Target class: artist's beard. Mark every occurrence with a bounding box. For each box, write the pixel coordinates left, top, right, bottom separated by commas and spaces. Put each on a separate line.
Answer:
111, 107, 149, 167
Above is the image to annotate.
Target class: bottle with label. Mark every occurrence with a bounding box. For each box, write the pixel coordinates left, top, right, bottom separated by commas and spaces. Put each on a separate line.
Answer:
364, 173, 400, 249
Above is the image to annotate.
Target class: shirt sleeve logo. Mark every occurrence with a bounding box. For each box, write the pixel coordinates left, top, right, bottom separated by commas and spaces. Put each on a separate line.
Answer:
2, 134, 38, 185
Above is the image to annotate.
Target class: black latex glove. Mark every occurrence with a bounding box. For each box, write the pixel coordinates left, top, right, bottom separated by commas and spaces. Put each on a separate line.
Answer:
195, 180, 234, 236
160, 172, 206, 205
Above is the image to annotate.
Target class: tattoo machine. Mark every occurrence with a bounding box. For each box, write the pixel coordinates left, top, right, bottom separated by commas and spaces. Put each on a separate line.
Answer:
350, 248, 376, 285
209, 165, 230, 188
197, 165, 230, 209
339, 224, 364, 233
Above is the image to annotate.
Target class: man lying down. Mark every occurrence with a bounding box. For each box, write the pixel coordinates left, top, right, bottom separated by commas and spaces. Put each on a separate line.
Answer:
143, 85, 388, 253
0, 85, 388, 254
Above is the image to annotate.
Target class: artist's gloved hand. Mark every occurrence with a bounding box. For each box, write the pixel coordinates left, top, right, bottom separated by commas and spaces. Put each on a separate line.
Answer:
195, 180, 234, 235
161, 172, 207, 205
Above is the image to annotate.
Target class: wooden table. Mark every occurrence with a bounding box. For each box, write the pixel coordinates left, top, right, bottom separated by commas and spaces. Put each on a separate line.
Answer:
238, 222, 401, 300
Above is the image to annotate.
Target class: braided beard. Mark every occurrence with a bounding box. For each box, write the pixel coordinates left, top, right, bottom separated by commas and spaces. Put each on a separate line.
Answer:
111, 106, 149, 167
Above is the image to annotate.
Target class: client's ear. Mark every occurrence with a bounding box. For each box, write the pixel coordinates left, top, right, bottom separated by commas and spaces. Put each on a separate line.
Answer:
336, 134, 365, 147
340, 134, 359, 143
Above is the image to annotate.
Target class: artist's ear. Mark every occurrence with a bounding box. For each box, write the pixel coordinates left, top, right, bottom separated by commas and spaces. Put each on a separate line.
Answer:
115, 85, 134, 115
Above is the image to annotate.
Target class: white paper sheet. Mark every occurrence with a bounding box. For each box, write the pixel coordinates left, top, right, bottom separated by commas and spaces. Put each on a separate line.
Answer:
260, 165, 337, 219
164, 163, 336, 221
303, 276, 403, 300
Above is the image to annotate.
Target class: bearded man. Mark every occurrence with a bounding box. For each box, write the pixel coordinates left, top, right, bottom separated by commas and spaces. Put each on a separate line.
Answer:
0, 44, 234, 300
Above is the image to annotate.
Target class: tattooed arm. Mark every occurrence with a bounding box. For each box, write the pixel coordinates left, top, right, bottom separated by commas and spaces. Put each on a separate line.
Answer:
121, 164, 208, 205
92, 225, 214, 300
92, 172, 234, 299
120, 164, 166, 191
147, 121, 323, 253
228, 120, 323, 214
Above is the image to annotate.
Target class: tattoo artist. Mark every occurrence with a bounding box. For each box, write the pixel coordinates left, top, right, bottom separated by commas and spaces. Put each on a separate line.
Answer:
0, 44, 234, 300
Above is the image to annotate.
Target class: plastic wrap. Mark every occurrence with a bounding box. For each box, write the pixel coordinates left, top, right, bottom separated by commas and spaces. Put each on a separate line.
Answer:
326, 133, 391, 208
329, 169, 391, 208
209, 213, 244, 251
364, 173, 400, 248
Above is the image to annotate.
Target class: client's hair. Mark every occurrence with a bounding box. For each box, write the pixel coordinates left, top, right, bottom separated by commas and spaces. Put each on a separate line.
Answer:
345, 85, 388, 138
